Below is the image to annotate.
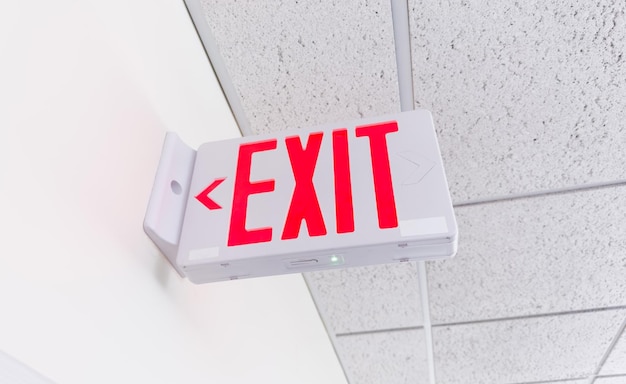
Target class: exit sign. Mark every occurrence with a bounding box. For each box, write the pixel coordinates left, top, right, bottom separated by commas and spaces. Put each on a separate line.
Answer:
144, 109, 457, 283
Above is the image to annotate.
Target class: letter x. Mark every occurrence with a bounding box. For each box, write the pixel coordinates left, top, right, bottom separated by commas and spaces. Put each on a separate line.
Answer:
281, 132, 327, 240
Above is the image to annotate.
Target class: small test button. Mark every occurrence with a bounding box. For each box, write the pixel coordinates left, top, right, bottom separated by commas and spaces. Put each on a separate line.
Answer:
284, 255, 344, 269
288, 258, 319, 268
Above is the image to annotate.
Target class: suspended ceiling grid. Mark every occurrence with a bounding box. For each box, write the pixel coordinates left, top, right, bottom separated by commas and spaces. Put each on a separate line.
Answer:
193, 0, 626, 383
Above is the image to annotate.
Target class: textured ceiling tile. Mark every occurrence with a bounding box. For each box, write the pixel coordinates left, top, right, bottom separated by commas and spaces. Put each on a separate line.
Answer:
305, 262, 422, 334
427, 186, 626, 324
601, 325, 626, 375
200, 0, 400, 134
335, 330, 428, 384
433, 310, 626, 384
409, 0, 626, 202
595, 377, 626, 384
545, 381, 589, 384
535, 381, 590, 384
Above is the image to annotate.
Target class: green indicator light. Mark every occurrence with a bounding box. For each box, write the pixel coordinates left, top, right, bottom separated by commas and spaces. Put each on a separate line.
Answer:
330, 255, 339, 263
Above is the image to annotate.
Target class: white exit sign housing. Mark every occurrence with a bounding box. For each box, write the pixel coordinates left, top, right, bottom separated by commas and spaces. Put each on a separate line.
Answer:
144, 110, 457, 283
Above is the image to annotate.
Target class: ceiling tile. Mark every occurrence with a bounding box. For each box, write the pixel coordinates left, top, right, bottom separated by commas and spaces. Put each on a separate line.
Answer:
199, 0, 400, 134
334, 330, 428, 384
534, 381, 589, 384
548, 381, 590, 384
600, 324, 626, 375
427, 186, 626, 324
305, 262, 422, 334
433, 310, 626, 384
595, 377, 626, 384
409, 0, 626, 202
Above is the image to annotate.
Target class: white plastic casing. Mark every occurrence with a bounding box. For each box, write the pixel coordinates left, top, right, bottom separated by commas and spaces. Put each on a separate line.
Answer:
144, 110, 457, 283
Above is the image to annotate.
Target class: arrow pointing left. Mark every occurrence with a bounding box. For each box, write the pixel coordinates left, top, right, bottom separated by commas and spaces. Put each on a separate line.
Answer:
195, 178, 226, 210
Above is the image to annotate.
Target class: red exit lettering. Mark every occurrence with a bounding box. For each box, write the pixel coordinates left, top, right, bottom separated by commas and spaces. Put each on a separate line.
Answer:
227, 139, 277, 247
281, 133, 327, 240
203, 121, 399, 247
356, 122, 399, 229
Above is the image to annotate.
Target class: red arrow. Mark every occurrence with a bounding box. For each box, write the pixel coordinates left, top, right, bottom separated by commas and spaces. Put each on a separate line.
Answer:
195, 178, 226, 210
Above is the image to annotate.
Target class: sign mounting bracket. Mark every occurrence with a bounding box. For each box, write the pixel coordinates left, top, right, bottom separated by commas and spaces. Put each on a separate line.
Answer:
143, 133, 196, 277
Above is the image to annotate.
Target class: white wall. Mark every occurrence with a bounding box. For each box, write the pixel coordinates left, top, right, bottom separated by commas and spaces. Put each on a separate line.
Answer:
0, 1, 346, 383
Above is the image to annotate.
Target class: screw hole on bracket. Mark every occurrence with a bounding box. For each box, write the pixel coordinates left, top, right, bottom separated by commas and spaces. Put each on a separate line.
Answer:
170, 180, 182, 195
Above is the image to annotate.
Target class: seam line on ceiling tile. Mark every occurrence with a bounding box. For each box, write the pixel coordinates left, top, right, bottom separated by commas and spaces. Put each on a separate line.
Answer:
506, 377, 589, 384
336, 325, 425, 338
587, 315, 626, 384
390, 0, 437, 383
417, 261, 437, 384
431, 306, 626, 328
334, 306, 626, 337
453, 180, 626, 208
390, 0, 415, 111
182, 0, 253, 137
